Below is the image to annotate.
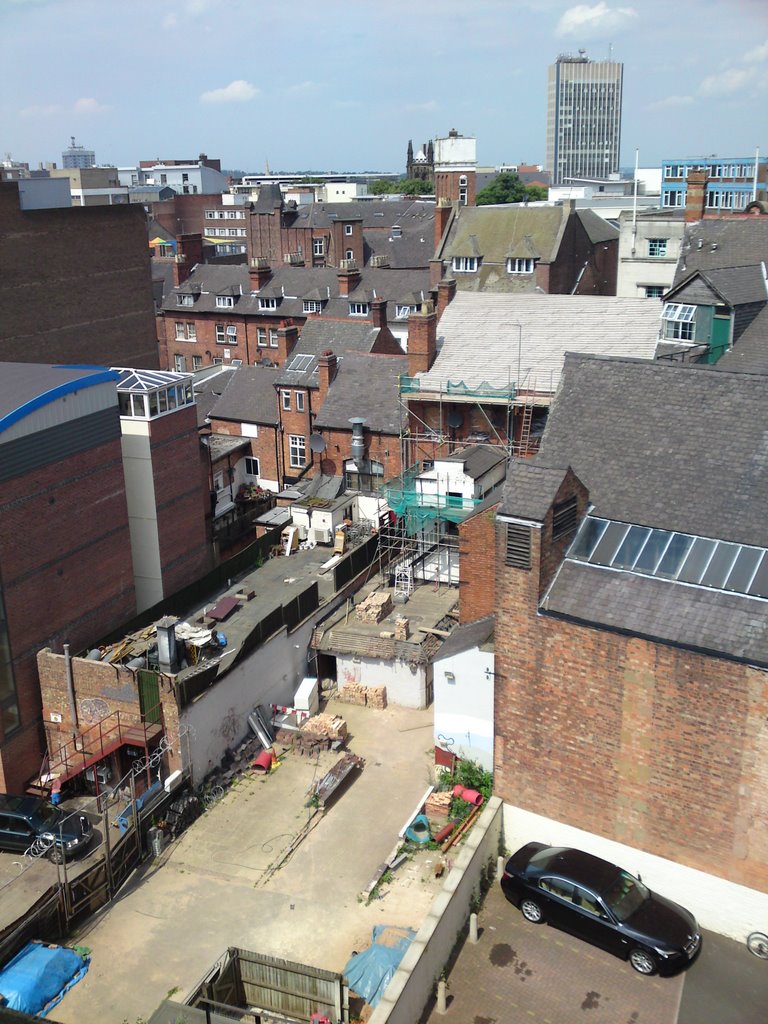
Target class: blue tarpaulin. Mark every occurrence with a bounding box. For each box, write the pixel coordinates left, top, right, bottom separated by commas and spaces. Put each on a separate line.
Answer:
0, 941, 89, 1017
343, 925, 416, 1008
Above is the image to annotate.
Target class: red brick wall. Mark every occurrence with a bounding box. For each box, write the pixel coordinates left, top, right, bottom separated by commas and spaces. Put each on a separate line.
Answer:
0, 185, 159, 367
37, 650, 182, 777
318, 429, 400, 480
458, 506, 498, 624
494, 479, 768, 891
435, 171, 476, 207
208, 418, 281, 485
0, 435, 137, 788
548, 212, 618, 296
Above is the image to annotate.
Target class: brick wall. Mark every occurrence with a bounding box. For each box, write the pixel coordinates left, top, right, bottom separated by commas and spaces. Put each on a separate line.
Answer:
0, 184, 159, 367
493, 478, 768, 891
458, 505, 498, 624
318, 428, 400, 480
208, 418, 281, 485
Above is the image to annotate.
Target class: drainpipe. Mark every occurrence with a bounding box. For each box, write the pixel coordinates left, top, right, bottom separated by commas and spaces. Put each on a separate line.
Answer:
63, 643, 78, 730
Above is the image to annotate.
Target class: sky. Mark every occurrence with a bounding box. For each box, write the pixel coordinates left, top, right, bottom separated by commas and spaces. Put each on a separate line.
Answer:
2, 0, 767, 175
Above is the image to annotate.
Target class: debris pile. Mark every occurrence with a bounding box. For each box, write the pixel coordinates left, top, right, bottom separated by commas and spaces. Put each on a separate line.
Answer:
292, 712, 348, 755
355, 591, 393, 624
394, 617, 410, 641
425, 791, 453, 820
336, 682, 388, 710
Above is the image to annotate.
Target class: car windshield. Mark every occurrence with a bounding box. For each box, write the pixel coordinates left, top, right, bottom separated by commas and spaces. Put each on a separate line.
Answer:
602, 870, 649, 922
28, 806, 62, 833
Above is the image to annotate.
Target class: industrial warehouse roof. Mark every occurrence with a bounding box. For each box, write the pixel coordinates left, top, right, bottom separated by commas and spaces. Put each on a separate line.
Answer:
0, 363, 118, 436
416, 293, 661, 395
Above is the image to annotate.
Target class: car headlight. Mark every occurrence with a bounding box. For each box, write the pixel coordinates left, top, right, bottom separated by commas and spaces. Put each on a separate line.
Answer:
651, 946, 676, 958
65, 839, 79, 849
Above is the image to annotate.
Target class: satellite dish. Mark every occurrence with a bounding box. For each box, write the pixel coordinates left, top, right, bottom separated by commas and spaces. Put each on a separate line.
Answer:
309, 433, 327, 453
447, 409, 463, 428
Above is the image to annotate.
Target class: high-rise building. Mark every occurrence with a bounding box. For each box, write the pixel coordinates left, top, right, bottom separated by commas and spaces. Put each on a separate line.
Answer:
546, 52, 623, 186
62, 136, 95, 169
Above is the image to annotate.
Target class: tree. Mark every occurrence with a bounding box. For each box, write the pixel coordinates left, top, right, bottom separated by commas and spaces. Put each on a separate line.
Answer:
476, 172, 547, 206
369, 177, 433, 196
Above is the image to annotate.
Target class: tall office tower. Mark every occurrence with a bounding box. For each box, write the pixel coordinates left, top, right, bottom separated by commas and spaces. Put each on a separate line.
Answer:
62, 136, 96, 169
546, 52, 623, 185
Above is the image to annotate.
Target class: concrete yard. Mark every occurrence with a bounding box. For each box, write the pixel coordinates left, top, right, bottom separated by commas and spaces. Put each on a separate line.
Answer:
54, 699, 438, 1024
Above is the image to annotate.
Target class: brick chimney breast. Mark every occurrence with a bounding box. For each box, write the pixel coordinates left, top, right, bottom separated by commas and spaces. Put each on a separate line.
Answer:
685, 170, 709, 223
249, 257, 272, 290
316, 349, 338, 408
407, 300, 437, 377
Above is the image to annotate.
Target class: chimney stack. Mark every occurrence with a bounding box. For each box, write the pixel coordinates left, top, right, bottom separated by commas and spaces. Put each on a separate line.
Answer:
172, 233, 203, 286
337, 259, 362, 297
249, 256, 272, 290
370, 297, 388, 331
436, 277, 456, 321
685, 170, 708, 223
407, 301, 437, 377
434, 197, 453, 250
276, 321, 299, 366
316, 350, 338, 408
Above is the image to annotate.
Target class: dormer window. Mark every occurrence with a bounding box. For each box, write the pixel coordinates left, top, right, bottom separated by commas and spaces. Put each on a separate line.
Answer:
259, 297, 278, 311
303, 299, 323, 314
662, 303, 696, 341
177, 293, 194, 306
349, 302, 369, 316
216, 295, 235, 308
452, 256, 478, 273
395, 304, 419, 319
507, 258, 535, 274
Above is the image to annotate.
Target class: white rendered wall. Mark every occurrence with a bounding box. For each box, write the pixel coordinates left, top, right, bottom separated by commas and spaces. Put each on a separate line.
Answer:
120, 419, 162, 611
336, 654, 430, 709
434, 646, 494, 770
502, 803, 768, 941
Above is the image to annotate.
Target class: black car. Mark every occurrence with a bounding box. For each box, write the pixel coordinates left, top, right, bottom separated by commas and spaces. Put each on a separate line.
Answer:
0, 795, 93, 864
501, 842, 700, 975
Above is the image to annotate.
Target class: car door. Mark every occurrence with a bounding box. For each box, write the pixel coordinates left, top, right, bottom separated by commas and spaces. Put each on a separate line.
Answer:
569, 884, 629, 956
537, 876, 579, 929
0, 814, 35, 853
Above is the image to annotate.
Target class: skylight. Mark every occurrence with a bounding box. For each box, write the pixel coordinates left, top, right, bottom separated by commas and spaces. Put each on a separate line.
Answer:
285, 353, 314, 372
568, 516, 768, 599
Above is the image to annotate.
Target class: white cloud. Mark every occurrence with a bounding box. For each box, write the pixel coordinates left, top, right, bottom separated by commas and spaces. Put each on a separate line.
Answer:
647, 94, 694, 110
200, 80, 259, 103
556, 3, 638, 39
404, 100, 439, 113
73, 97, 110, 114
286, 80, 321, 95
743, 39, 768, 64
698, 67, 757, 98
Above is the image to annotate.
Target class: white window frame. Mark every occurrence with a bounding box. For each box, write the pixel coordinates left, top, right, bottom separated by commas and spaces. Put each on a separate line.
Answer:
644, 286, 664, 299
215, 324, 226, 344
344, 224, 353, 236
349, 302, 369, 316
192, 355, 203, 370
259, 298, 277, 311
395, 305, 418, 319
257, 328, 267, 347
175, 322, 185, 339
289, 434, 307, 468
296, 391, 305, 412
177, 293, 194, 306
174, 354, 186, 373
216, 295, 235, 309
647, 238, 668, 258
281, 389, 291, 411
226, 325, 238, 339
269, 328, 279, 348
303, 300, 323, 313
244, 456, 260, 477
187, 322, 196, 340
345, 249, 354, 260
507, 258, 535, 274
452, 256, 478, 273
313, 237, 325, 257
662, 303, 696, 342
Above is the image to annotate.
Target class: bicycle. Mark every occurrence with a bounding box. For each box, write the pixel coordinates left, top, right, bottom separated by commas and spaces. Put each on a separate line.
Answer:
747, 931, 768, 958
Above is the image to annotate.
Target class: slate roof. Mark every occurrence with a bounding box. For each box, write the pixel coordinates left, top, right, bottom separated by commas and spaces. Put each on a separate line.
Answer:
675, 219, 768, 282
312, 352, 408, 433
435, 204, 618, 292
275, 321, 383, 388
434, 615, 495, 661
542, 560, 768, 668
163, 263, 429, 327
443, 445, 507, 480
417, 293, 661, 394
668, 265, 768, 307
527, 353, 768, 548
208, 365, 279, 425
712, 305, 768, 374
499, 460, 570, 522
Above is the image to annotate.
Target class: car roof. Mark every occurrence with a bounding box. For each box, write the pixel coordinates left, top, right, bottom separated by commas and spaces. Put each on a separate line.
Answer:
0, 795, 41, 815
533, 847, 620, 892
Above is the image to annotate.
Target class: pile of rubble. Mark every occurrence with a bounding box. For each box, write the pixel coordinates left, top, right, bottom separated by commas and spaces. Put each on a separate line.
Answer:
336, 682, 388, 710
425, 791, 453, 820
355, 591, 392, 624
291, 713, 348, 756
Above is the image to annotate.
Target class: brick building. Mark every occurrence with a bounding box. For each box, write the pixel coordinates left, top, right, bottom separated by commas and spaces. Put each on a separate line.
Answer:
0, 181, 159, 368
0, 364, 137, 791
494, 353, 768, 937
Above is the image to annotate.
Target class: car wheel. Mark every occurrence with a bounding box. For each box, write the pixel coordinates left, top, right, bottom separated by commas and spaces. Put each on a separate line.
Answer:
520, 898, 544, 923
629, 947, 657, 975
47, 845, 64, 865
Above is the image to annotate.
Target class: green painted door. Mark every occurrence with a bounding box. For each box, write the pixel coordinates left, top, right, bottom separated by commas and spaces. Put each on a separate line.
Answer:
137, 671, 162, 725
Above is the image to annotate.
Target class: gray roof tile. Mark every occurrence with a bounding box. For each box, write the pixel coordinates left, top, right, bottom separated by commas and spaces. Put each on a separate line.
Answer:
500, 460, 570, 521
208, 364, 279, 424
675, 219, 768, 282
313, 352, 408, 433
435, 615, 495, 661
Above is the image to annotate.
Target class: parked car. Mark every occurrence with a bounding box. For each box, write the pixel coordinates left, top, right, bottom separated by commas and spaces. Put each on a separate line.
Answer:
0, 795, 93, 864
501, 842, 700, 975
